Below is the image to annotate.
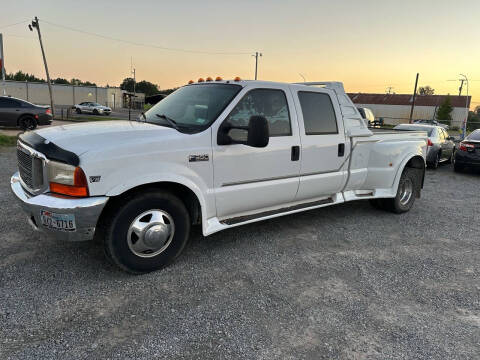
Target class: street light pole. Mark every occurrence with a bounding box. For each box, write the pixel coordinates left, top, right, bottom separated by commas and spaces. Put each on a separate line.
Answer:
29, 17, 55, 118
0, 33, 6, 95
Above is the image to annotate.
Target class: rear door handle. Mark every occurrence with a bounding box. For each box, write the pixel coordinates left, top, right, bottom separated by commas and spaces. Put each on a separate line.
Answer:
338, 143, 345, 157
291, 146, 300, 161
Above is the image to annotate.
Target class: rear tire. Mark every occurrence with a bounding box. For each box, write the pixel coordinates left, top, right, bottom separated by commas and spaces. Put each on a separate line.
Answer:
430, 152, 440, 169
383, 168, 418, 214
103, 190, 190, 274
76, 108, 82, 114
19, 116, 37, 130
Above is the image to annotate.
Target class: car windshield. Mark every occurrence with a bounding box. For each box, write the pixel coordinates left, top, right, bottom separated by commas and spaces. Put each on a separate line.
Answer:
466, 130, 480, 141
394, 125, 434, 136
143, 84, 241, 133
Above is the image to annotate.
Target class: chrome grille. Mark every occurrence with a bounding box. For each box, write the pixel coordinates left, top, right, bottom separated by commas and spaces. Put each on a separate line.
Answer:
17, 147, 33, 188
17, 144, 44, 190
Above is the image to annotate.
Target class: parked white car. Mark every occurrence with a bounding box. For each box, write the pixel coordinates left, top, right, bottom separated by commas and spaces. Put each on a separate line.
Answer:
11, 80, 428, 273
73, 102, 111, 115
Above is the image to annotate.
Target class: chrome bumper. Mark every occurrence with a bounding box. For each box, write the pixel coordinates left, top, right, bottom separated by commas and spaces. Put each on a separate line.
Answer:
10, 172, 109, 241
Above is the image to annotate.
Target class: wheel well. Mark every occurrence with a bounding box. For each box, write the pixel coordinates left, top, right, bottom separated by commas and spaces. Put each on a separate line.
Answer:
103, 182, 202, 226
405, 155, 426, 192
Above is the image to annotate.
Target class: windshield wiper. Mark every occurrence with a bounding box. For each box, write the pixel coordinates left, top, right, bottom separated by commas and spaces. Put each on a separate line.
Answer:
155, 114, 180, 130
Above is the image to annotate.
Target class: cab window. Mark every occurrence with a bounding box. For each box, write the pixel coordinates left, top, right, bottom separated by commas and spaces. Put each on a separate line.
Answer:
225, 88, 291, 138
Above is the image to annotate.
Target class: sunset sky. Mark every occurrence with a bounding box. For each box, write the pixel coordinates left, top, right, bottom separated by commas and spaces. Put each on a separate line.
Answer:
1, 0, 479, 108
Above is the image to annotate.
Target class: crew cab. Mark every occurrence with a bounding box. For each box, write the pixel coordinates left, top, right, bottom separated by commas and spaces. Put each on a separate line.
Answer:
11, 80, 428, 273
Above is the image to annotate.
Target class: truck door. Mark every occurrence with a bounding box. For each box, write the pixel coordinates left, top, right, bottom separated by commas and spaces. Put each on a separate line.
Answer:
212, 85, 301, 219
292, 87, 348, 201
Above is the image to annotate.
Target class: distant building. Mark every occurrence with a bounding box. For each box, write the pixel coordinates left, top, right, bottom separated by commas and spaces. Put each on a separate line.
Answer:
0, 80, 145, 109
348, 93, 471, 127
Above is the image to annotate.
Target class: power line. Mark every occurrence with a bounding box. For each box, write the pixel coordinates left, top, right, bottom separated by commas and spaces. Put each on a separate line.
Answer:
0, 20, 29, 30
42, 20, 252, 56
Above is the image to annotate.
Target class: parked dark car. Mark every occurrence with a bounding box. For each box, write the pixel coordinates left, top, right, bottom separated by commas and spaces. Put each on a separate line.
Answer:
0, 96, 52, 130
394, 124, 455, 169
454, 129, 480, 172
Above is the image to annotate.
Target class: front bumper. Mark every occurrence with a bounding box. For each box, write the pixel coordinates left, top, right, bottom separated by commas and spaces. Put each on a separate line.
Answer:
10, 172, 109, 241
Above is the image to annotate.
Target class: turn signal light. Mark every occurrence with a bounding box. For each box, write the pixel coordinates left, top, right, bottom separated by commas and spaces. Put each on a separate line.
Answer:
206, 77, 213, 81
188, 80, 194, 84
215, 76, 223, 81
198, 78, 205, 82
234, 76, 241, 81
50, 167, 89, 197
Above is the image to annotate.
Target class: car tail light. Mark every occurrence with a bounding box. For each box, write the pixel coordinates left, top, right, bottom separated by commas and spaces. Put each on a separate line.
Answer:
49, 167, 89, 197
427, 138, 433, 146
45, 108, 52, 115
459, 142, 474, 152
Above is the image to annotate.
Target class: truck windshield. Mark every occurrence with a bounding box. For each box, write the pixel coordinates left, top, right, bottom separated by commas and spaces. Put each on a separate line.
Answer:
143, 84, 242, 133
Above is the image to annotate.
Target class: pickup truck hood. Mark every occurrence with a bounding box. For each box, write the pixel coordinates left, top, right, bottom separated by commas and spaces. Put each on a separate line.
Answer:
34, 121, 178, 156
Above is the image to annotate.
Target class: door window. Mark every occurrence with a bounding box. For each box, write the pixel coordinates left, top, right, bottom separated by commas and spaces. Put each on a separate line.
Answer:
0, 98, 20, 108
298, 92, 338, 135
224, 88, 291, 140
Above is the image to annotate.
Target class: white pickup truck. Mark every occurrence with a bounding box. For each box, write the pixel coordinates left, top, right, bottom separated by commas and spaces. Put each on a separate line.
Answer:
11, 80, 427, 273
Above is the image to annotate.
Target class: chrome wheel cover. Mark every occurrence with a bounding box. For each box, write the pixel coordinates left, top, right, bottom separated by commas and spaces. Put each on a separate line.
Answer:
399, 178, 413, 206
127, 209, 175, 258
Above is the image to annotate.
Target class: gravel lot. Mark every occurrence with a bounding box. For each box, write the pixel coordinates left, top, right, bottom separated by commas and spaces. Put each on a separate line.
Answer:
1, 146, 479, 359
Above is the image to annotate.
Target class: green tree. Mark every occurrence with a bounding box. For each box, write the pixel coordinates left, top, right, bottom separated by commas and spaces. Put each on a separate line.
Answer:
436, 96, 453, 126
418, 86, 435, 95
53, 77, 69, 84
120, 78, 160, 96
6, 70, 44, 82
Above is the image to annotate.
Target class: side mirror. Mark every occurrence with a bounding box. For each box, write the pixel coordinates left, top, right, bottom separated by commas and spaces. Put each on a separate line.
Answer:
217, 115, 269, 147
246, 116, 269, 147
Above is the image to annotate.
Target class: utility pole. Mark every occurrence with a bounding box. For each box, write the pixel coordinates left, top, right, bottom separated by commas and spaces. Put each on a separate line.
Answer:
29, 17, 55, 118
409, 73, 419, 124
252, 52, 262, 80
459, 74, 469, 140
0, 33, 6, 95
458, 79, 465, 96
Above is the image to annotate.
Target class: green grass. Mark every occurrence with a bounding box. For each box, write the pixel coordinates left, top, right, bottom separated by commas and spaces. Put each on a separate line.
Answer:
0, 134, 17, 147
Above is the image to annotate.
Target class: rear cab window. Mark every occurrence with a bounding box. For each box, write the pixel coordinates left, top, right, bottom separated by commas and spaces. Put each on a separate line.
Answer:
297, 91, 338, 135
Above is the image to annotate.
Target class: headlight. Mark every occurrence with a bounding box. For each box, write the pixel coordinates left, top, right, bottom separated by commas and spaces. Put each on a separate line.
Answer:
47, 161, 89, 197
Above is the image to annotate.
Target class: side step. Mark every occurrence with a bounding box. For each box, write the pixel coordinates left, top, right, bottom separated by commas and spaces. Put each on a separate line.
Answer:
220, 197, 334, 226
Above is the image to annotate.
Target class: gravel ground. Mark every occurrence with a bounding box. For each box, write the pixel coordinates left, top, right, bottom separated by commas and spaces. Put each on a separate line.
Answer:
1, 146, 479, 359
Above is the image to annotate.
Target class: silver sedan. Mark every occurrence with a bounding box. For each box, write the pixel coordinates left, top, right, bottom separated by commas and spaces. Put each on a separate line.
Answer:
74, 102, 111, 115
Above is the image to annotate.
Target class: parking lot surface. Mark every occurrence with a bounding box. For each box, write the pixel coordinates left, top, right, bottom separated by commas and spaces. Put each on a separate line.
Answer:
1, 147, 479, 359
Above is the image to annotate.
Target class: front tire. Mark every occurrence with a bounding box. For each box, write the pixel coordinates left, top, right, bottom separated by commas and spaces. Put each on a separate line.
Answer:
93, 109, 99, 115
103, 191, 191, 274
430, 152, 440, 169
76, 108, 82, 114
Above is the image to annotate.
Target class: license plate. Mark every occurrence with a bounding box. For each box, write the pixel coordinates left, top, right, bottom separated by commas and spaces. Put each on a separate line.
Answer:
40, 210, 76, 232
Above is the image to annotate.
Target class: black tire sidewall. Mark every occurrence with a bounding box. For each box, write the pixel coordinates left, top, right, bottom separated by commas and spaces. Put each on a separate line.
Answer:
105, 192, 190, 273
20, 117, 36, 130
393, 169, 416, 213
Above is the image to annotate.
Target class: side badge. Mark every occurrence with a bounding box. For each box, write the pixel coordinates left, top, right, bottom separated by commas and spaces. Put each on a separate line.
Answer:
189, 154, 209, 162
89, 176, 101, 183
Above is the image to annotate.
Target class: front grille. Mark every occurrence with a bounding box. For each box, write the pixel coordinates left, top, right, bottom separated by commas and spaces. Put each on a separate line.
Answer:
17, 145, 44, 190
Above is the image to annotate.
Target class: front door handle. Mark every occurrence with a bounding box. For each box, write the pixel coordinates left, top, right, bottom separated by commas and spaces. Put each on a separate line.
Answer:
291, 146, 300, 161
338, 143, 345, 157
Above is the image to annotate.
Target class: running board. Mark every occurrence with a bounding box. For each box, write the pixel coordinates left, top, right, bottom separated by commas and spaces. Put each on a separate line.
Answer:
220, 197, 334, 226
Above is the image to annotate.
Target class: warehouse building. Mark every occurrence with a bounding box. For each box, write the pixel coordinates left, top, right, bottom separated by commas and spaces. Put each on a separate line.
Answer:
348, 93, 471, 127
0, 80, 145, 109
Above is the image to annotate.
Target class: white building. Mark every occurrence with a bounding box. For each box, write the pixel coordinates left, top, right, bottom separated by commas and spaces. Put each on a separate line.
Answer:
348, 93, 471, 127
0, 80, 145, 109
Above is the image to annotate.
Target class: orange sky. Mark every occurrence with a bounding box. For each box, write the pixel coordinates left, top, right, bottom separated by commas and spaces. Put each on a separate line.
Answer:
1, 0, 479, 109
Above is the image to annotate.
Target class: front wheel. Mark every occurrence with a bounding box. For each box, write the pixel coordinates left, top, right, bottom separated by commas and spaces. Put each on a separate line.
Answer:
430, 152, 440, 169
103, 191, 191, 273
76, 108, 82, 114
